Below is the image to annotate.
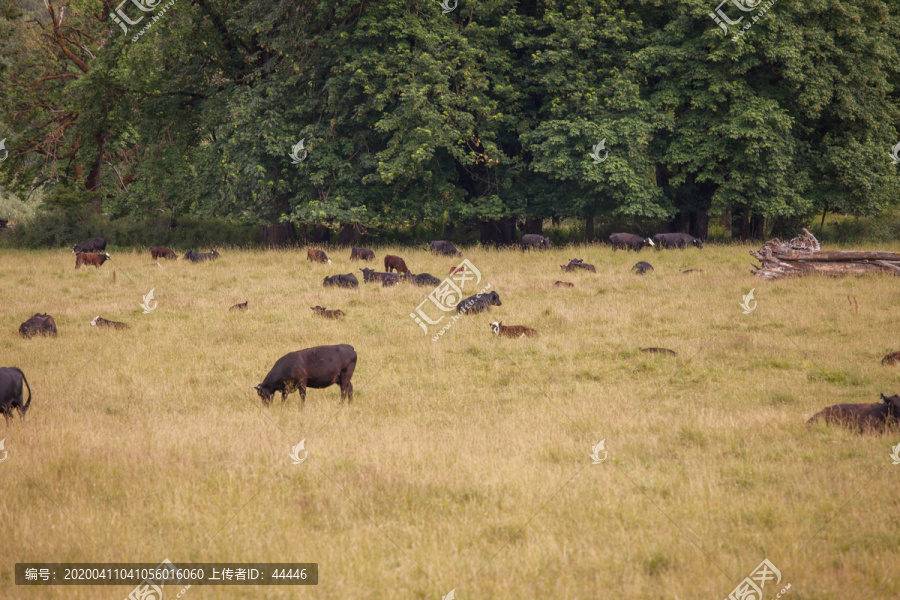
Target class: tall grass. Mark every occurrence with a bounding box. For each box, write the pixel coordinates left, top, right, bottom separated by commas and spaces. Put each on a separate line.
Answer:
1, 243, 899, 599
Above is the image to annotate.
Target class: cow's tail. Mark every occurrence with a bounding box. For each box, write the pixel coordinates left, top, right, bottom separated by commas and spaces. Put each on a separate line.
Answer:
18, 368, 31, 415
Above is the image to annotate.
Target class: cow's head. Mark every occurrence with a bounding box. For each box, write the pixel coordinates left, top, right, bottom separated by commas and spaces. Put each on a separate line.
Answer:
542, 237, 552, 248
880, 393, 900, 416
90, 316, 101, 327
488, 292, 502, 306
490, 322, 502, 335
255, 384, 274, 405
692, 238, 704, 249
645, 237, 655, 247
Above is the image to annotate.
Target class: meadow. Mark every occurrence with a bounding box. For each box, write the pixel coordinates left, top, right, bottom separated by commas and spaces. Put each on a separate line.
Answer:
2, 242, 900, 599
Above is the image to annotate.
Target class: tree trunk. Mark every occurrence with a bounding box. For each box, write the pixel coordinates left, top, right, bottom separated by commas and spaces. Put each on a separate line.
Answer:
261, 223, 298, 247
478, 218, 516, 245
749, 214, 766, 239
338, 223, 364, 244
312, 224, 331, 243
523, 218, 543, 235
585, 215, 595, 241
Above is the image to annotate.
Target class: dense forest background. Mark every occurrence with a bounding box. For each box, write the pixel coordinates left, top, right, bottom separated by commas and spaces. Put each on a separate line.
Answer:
1, 0, 899, 246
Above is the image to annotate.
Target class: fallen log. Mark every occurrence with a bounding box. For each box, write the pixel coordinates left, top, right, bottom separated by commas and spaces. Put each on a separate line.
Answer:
750, 230, 900, 278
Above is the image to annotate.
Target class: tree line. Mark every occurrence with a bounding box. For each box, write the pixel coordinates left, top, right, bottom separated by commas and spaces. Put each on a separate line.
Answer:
1, 0, 898, 244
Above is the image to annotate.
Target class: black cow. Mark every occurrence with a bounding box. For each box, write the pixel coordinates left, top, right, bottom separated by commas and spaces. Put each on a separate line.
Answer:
360, 268, 396, 284
184, 249, 220, 262
610, 233, 654, 251
0, 367, 31, 422
429, 240, 462, 256
522, 234, 552, 249
632, 261, 653, 275
350, 247, 375, 261
405, 273, 442, 287
19, 314, 57, 338
457, 291, 502, 314
323, 273, 359, 288
73, 237, 106, 253
255, 345, 357, 405
381, 274, 402, 287
653, 233, 703, 249
807, 393, 900, 432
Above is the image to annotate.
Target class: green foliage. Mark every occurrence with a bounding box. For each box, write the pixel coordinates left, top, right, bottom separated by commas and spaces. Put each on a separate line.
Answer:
0, 0, 898, 237
0, 210, 257, 249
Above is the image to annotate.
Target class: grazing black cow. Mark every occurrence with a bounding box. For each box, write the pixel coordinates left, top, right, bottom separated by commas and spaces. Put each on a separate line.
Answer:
807, 393, 900, 432
522, 234, 552, 249
457, 291, 502, 314
384, 254, 410, 274
323, 273, 359, 288
0, 367, 31, 422
405, 273, 441, 287
360, 268, 398, 284
307, 248, 331, 263
184, 249, 219, 262
150, 246, 177, 260
610, 233, 654, 251
350, 247, 375, 261
73, 237, 106, 253
429, 240, 462, 256
255, 345, 357, 405
90, 316, 128, 329
653, 233, 703, 249
560, 258, 596, 273
75, 252, 110, 269
632, 261, 653, 275
19, 314, 57, 338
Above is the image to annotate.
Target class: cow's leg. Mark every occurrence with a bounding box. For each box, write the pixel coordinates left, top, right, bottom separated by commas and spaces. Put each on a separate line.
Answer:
298, 380, 307, 406
341, 362, 357, 404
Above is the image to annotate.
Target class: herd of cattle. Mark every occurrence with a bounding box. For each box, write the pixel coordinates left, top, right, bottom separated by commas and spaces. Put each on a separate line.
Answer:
3, 232, 899, 433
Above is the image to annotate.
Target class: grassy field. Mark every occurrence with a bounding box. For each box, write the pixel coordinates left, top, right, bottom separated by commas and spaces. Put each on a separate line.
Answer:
2, 242, 900, 599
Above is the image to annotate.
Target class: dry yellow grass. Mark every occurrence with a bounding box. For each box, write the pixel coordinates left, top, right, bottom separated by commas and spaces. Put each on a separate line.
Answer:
2, 242, 900, 599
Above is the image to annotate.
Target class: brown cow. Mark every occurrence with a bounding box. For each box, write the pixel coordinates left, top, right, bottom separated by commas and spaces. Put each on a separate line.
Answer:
75, 252, 110, 269
150, 246, 177, 260
310, 306, 345, 319
560, 258, 595, 273
307, 249, 331, 264
882, 351, 900, 366
490, 322, 537, 338
553, 281, 574, 288
229, 301, 249, 312
384, 254, 409, 274
807, 393, 900, 432
449, 266, 467, 275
